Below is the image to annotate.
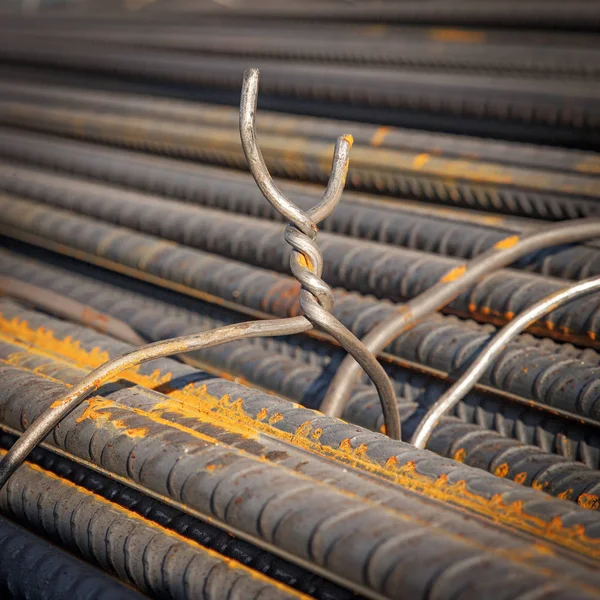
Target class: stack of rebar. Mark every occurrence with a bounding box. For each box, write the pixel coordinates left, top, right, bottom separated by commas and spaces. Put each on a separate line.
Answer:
0, 2, 599, 599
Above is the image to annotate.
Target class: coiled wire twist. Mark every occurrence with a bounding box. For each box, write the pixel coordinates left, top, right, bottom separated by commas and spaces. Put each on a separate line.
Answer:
0, 68, 400, 491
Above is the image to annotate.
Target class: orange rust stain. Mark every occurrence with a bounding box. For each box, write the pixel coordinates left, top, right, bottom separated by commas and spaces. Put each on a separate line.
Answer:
494, 463, 509, 478
269, 413, 284, 425
578, 494, 600, 511
453, 448, 466, 463
514, 472, 527, 485
339, 438, 352, 451
412, 153, 430, 170
557, 489, 573, 501
441, 264, 467, 283
354, 443, 368, 456
256, 408, 269, 421
75, 398, 115, 423
532, 480, 548, 492
296, 253, 314, 273
493, 235, 520, 250
0, 315, 170, 388
342, 133, 354, 148
370, 126, 391, 148
429, 28, 485, 43
506, 312, 515, 320
385, 455, 399, 468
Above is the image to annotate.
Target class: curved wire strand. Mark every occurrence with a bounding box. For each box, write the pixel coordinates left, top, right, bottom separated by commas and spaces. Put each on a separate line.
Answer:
320, 219, 600, 422
411, 275, 600, 449
240, 68, 400, 439
0, 67, 401, 490
0, 317, 313, 488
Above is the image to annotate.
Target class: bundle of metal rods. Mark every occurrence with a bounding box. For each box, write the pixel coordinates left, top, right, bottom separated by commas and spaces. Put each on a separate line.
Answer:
0, 2, 599, 599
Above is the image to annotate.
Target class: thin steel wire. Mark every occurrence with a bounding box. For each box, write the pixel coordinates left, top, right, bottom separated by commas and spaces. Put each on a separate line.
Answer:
411, 275, 600, 449
0, 67, 400, 491
320, 219, 600, 420
240, 68, 399, 439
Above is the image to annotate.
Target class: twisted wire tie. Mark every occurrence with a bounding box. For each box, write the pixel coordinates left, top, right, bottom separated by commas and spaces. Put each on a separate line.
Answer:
0, 68, 400, 490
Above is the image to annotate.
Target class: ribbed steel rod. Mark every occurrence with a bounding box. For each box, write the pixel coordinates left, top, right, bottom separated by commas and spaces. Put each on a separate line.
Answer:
2, 247, 599, 471
1, 194, 599, 348
4, 162, 600, 287
2, 79, 598, 171
2, 294, 599, 507
0, 515, 148, 600
322, 220, 600, 419
1, 308, 600, 572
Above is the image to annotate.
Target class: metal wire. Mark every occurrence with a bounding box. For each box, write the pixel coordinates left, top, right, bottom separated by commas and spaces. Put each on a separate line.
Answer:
411, 275, 600, 449
321, 219, 600, 420
240, 68, 399, 439
0, 67, 400, 491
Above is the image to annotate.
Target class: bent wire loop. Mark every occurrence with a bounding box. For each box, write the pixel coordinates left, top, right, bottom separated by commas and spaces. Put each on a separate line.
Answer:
0, 68, 400, 490
411, 275, 600, 449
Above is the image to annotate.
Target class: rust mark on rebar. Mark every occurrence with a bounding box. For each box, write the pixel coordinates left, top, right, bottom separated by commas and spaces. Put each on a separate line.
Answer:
428, 28, 486, 43
0, 315, 170, 387
494, 463, 509, 478
514, 472, 527, 485
579, 494, 600, 511
494, 235, 520, 250
557, 489, 573, 501
412, 153, 430, 170
441, 264, 467, 283
453, 448, 466, 462
369, 126, 391, 148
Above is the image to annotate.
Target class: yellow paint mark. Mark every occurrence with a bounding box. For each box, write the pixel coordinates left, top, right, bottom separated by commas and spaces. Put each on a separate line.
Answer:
494, 235, 520, 250
412, 153, 430, 170
441, 264, 467, 283
429, 28, 486, 43
494, 463, 509, 478
370, 126, 391, 147
453, 448, 466, 463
